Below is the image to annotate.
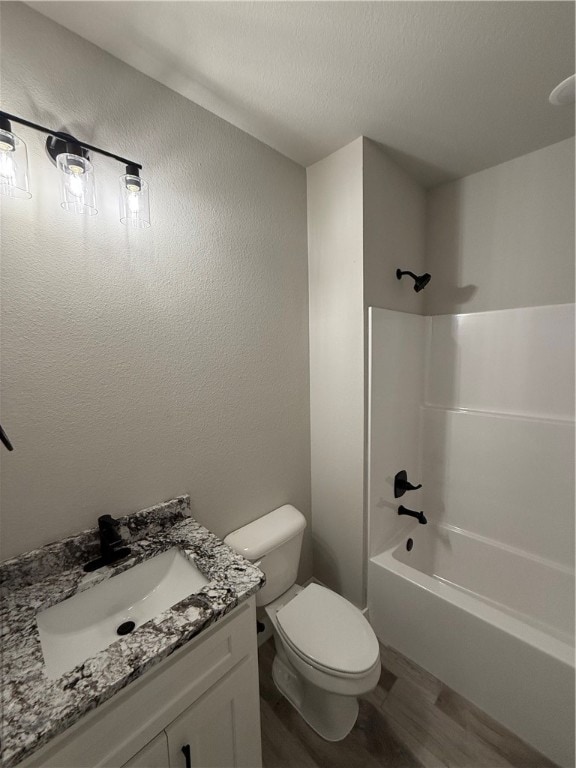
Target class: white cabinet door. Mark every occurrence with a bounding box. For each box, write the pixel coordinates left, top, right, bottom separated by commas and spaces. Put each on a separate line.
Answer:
166, 657, 261, 768
121, 733, 169, 768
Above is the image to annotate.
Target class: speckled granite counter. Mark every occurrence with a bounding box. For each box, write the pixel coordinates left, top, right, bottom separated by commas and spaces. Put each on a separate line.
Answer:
0, 496, 264, 768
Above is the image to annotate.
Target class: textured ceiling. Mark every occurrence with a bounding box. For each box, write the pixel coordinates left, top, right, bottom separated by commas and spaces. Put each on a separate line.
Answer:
28, 1, 575, 186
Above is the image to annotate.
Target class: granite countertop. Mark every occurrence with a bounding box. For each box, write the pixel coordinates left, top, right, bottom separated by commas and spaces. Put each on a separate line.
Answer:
0, 496, 265, 768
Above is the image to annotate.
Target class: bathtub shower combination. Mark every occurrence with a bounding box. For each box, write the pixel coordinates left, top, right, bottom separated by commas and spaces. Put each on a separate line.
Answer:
367, 305, 575, 767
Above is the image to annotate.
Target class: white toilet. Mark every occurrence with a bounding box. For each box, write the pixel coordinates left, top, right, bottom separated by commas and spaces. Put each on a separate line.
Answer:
224, 505, 380, 741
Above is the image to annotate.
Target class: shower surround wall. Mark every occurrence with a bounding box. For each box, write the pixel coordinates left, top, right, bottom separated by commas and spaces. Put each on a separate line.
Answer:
367, 304, 575, 765
0, 4, 312, 573
414, 135, 575, 560
365, 139, 574, 561
367, 138, 575, 765
368, 304, 575, 562
423, 304, 574, 563
308, 136, 573, 607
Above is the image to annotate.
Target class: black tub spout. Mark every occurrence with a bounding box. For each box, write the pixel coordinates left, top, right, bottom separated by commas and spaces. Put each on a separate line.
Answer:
398, 505, 427, 525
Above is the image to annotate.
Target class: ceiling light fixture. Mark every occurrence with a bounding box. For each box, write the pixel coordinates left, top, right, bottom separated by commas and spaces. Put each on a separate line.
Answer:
0, 109, 150, 227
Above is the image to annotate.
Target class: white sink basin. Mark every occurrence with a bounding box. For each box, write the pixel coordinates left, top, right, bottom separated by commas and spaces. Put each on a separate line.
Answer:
37, 548, 210, 679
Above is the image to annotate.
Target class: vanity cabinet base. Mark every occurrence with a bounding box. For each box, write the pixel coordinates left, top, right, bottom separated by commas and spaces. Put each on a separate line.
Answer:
18, 598, 262, 768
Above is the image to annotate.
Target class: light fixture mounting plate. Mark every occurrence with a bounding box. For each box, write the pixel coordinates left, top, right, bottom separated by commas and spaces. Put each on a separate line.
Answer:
45, 133, 89, 166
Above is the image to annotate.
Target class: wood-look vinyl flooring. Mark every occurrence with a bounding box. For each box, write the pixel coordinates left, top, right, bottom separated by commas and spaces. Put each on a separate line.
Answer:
258, 639, 557, 768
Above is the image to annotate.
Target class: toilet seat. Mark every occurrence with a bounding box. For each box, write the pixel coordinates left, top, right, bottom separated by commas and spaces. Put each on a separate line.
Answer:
275, 584, 380, 677
276, 624, 381, 680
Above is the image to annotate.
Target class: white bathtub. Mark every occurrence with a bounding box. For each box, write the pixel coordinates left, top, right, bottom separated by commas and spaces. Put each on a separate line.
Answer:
368, 523, 575, 767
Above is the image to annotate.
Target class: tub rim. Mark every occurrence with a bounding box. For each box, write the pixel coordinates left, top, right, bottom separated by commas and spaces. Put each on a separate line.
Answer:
370, 527, 574, 668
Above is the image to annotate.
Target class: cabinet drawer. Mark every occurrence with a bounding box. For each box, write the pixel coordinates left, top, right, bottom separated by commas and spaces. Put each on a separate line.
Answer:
18, 598, 257, 768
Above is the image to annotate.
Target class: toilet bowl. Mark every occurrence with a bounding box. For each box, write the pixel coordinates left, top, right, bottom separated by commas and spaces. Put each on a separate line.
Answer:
265, 583, 380, 741
224, 505, 381, 741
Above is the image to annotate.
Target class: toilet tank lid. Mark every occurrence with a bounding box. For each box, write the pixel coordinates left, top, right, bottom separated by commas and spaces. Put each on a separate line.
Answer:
224, 505, 306, 561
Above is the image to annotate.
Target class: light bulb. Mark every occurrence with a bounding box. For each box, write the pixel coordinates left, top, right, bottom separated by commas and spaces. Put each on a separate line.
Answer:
127, 191, 140, 214
68, 172, 85, 198
119, 172, 150, 228
0, 126, 30, 199
56, 153, 97, 215
0, 150, 17, 187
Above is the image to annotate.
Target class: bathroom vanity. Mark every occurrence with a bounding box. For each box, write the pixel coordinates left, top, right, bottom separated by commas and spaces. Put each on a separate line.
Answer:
20, 600, 260, 768
0, 496, 265, 768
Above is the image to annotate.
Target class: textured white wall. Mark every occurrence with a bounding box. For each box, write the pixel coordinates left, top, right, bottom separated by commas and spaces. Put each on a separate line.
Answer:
363, 139, 426, 315
307, 138, 365, 606
307, 138, 426, 607
425, 138, 575, 315
0, 3, 311, 569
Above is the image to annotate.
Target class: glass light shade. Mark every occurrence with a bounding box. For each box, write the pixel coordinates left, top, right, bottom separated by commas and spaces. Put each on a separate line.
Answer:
119, 174, 150, 228
56, 153, 97, 215
0, 128, 31, 199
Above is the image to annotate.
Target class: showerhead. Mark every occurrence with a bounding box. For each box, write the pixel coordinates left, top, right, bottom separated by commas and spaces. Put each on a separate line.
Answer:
396, 269, 431, 292
414, 273, 431, 292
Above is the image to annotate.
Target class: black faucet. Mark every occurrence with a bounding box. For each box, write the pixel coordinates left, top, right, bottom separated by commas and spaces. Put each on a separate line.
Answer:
398, 505, 427, 525
394, 470, 422, 498
84, 515, 132, 572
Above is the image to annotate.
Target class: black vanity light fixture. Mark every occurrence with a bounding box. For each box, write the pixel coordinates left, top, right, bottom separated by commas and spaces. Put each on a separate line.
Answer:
396, 269, 431, 292
0, 110, 151, 228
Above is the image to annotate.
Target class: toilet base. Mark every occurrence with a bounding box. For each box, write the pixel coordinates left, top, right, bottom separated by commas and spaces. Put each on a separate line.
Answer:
272, 655, 359, 741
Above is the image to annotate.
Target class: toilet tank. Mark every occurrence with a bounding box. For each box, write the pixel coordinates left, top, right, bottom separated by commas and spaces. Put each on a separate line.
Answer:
224, 505, 306, 607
